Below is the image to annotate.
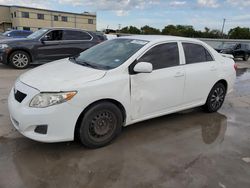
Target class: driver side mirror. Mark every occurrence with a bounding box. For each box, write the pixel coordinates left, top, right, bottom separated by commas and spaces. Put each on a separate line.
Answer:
41, 35, 51, 43
133, 62, 153, 73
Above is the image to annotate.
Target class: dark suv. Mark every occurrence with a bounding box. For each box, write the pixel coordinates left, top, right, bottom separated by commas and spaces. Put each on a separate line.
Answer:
215, 43, 250, 61
0, 28, 106, 69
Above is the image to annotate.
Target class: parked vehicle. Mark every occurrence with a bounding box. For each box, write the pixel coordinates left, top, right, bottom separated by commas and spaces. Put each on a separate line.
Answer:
0, 28, 106, 69
215, 43, 250, 61
2, 30, 33, 38
8, 35, 236, 148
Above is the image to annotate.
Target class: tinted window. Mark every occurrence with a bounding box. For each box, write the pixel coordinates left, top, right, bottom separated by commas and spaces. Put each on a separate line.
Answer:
23, 27, 30, 31
183, 43, 213, 64
62, 16, 67, 22
37, 14, 44, 20
138, 43, 179, 70
45, 30, 63, 41
63, 30, 91, 40
22, 12, 29, 18
88, 19, 94, 24
54, 15, 58, 21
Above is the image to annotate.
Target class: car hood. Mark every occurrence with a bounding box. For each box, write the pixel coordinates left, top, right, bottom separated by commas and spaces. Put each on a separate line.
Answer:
19, 59, 107, 91
0, 37, 33, 44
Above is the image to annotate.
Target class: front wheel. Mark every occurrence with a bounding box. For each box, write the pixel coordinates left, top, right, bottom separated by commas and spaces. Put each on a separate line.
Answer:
78, 102, 123, 148
9, 51, 31, 69
203, 83, 226, 113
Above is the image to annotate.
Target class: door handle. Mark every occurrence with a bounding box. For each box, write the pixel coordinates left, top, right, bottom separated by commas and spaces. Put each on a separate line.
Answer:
175, 72, 184, 77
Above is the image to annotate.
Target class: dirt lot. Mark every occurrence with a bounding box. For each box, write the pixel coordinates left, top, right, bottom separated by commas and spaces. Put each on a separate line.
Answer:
0, 61, 250, 188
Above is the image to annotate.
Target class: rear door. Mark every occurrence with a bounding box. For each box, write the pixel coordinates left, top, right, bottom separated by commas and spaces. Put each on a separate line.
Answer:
181, 42, 218, 105
60, 30, 95, 58
130, 42, 185, 120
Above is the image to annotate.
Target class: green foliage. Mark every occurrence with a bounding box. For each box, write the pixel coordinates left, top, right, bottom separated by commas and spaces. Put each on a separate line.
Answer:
120, 26, 141, 34
228, 27, 250, 39
119, 25, 250, 39
141, 25, 161, 35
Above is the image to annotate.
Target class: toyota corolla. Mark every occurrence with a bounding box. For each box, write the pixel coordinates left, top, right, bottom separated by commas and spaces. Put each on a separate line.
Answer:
8, 35, 236, 148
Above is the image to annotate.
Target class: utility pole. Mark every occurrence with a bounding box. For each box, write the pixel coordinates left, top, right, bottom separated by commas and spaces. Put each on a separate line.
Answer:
221, 18, 226, 38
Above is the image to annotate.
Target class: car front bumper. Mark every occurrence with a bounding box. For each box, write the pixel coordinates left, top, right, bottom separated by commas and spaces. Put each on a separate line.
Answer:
8, 80, 82, 143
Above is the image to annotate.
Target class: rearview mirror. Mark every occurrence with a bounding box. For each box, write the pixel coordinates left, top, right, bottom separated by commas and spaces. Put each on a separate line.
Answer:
133, 62, 153, 73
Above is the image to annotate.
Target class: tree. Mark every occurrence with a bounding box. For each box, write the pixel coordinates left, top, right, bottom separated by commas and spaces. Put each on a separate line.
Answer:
141, 25, 161, 35
120, 26, 141, 34
228, 27, 250, 39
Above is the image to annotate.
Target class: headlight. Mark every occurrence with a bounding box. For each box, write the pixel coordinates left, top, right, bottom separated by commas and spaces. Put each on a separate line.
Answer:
0, 44, 9, 49
29, 91, 77, 108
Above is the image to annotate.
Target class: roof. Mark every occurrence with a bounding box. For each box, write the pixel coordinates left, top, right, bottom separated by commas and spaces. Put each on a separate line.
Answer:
0, 4, 96, 17
121, 35, 202, 43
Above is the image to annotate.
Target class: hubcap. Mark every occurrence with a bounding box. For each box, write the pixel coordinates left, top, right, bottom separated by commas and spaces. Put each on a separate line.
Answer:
89, 111, 116, 141
210, 87, 225, 110
12, 53, 28, 68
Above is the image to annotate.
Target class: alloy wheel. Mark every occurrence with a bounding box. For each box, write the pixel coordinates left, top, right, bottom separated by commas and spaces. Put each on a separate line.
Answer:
210, 86, 225, 111
12, 53, 29, 68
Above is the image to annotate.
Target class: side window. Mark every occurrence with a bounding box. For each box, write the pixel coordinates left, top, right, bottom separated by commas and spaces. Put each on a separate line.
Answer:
183, 43, 213, 64
63, 30, 92, 40
138, 42, 179, 70
45, 30, 63, 41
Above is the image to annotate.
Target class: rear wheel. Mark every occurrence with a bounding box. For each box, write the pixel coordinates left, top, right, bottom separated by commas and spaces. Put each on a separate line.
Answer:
243, 53, 249, 61
203, 83, 226, 113
78, 102, 123, 148
9, 51, 30, 69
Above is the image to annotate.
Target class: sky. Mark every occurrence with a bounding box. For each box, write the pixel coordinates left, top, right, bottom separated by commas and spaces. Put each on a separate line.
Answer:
0, 0, 250, 32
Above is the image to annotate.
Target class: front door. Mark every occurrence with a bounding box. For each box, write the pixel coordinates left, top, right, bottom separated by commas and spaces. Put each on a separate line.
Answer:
34, 30, 63, 62
130, 42, 185, 120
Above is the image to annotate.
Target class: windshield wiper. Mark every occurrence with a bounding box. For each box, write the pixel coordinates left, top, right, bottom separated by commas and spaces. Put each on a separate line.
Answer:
69, 57, 98, 69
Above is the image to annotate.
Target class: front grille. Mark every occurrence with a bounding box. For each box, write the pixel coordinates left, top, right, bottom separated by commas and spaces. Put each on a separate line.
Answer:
14, 89, 27, 103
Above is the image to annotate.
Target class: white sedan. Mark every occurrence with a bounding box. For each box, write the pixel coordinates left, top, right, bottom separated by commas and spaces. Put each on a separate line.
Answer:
8, 35, 236, 148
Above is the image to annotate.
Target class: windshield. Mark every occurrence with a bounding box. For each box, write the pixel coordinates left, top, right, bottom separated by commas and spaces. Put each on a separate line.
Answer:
2, 31, 11, 36
27, 29, 48, 39
72, 39, 148, 70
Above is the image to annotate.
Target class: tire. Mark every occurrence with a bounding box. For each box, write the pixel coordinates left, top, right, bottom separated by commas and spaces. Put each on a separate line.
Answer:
243, 53, 249, 61
78, 102, 123, 148
203, 83, 226, 113
9, 51, 31, 69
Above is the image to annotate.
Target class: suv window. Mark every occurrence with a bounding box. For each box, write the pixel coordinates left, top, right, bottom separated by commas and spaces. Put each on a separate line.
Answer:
138, 42, 179, 70
183, 43, 213, 64
63, 30, 92, 40
45, 30, 63, 41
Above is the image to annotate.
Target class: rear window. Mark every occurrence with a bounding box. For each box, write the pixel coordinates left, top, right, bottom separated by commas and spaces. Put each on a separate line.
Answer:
183, 43, 213, 64
63, 30, 92, 40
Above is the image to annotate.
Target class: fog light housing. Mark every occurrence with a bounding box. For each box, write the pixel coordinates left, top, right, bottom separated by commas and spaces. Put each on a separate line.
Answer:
34, 125, 48, 134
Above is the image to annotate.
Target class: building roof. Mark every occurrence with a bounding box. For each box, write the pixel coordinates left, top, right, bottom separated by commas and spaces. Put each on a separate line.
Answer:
0, 4, 96, 17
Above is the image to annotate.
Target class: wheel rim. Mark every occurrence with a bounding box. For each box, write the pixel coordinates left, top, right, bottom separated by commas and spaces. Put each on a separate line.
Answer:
210, 87, 225, 110
88, 110, 116, 142
12, 53, 29, 68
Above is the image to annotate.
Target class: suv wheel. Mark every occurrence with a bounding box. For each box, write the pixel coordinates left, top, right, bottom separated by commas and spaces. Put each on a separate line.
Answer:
243, 54, 249, 61
203, 83, 226, 113
9, 51, 30, 69
78, 102, 123, 148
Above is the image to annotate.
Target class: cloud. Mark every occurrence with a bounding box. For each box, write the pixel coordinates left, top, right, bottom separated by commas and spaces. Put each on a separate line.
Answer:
226, 0, 250, 7
197, 0, 220, 8
0, 0, 51, 9
169, 1, 187, 7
